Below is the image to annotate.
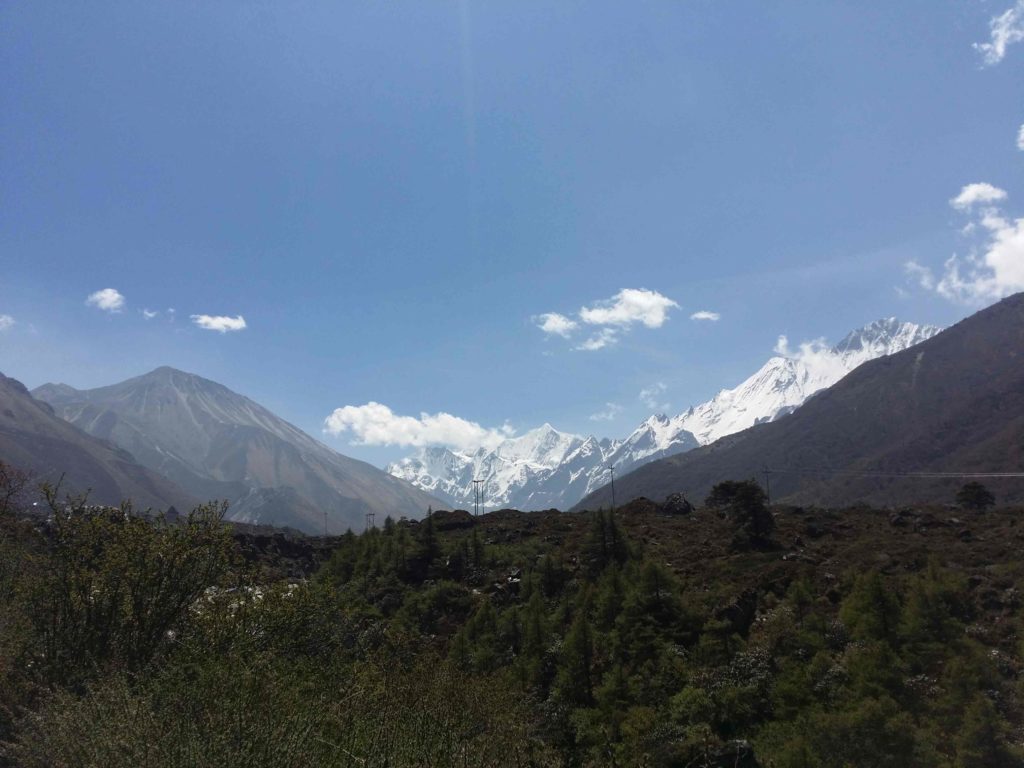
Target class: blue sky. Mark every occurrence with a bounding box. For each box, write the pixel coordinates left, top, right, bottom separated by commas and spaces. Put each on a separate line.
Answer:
2, 1, 1023, 467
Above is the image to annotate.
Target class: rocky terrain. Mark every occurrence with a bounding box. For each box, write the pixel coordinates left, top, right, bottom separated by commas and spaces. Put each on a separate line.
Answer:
32, 367, 441, 533
0, 372, 194, 511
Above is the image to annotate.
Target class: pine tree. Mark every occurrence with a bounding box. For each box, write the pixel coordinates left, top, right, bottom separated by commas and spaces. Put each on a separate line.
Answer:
554, 612, 594, 706
956, 481, 995, 511
840, 570, 901, 644
955, 695, 1012, 768
704, 479, 774, 545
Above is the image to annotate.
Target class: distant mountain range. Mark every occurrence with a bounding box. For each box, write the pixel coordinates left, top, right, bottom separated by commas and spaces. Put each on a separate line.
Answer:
32, 367, 440, 533
575, 295, 1024, 510
0, 372, 194, 511
387, 418, 699, 512
389, 318, 941, 511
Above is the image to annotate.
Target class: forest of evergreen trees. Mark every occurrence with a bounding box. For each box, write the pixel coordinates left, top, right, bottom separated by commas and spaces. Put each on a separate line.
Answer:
0, 466, 1020, 767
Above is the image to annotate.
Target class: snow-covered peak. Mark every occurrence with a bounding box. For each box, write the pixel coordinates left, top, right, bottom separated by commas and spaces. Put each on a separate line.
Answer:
833, 318, 940, 358
388, 317, 942, 512
678, 319, 941, 445
494, 423, 583, 468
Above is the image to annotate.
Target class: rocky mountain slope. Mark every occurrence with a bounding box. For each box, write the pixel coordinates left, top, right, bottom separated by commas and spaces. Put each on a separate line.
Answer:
0, 371, 194, 511
575, 294, 1024, 511
391, 318, 939, 511
33, 367, 440, 533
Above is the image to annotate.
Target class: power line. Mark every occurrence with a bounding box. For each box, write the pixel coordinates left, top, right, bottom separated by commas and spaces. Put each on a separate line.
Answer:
764, 467, 1024, 479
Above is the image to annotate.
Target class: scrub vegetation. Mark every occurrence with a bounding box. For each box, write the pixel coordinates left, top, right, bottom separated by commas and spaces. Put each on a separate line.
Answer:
1, 468, 1021, 767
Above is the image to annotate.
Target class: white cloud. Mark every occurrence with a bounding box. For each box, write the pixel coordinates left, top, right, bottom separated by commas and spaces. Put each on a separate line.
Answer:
323, 401, 514, 451
191, 314, 247, 333
904, 260, 936, 290
539, 287, 678, 352
773, 335, 828, 359
0, 315, 14, 332
689, 310, 720, 322
917, 186, 1024, 303
142, 308, 159, 320
589, 402, 622, 422
534, 312, 578, 338
1017, 124, 1024, 151
974, 0, 1024, 66
575, 328, 618, 351
86, 288, 126, 313
950, 182, 1007, 211
580, 288, 679, 328
937, 218, 1024, 302
639, 382, 669, 411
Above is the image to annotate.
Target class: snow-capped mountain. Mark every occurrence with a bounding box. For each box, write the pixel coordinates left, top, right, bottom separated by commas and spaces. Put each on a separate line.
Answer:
674, 318, 942, 445
388, 318, 941, 511
387, 417, 699, 512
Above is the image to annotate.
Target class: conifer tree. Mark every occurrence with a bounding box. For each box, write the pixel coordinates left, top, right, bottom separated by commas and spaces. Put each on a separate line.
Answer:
555, 612, 594, 706
956, 481, 995, 511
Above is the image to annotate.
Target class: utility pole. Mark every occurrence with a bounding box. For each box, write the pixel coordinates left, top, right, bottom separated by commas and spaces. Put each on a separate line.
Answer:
608, 465, 616, 513
472, 479, 484, 517
762, 465, 772, 506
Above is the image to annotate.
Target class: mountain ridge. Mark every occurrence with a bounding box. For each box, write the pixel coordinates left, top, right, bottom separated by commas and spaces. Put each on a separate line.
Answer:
0, 371, 195, 511
573, 294, 1024, 511
33, 367, 441, 533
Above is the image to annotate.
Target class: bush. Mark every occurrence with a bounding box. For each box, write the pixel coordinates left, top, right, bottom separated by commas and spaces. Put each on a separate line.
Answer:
29, 495, 233, 688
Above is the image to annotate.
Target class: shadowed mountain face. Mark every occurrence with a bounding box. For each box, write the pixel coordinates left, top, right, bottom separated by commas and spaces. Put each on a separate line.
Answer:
33, 367, 440, 533
0, 372, 195, 511
574, 293, 1024, 511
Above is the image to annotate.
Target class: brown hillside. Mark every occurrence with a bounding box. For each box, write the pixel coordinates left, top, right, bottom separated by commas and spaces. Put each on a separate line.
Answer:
575, 293, 1024, 511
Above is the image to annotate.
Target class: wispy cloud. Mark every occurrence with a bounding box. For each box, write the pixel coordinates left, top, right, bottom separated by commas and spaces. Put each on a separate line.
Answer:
575, 328, 618, 351
324, 401, 514, 451
86, 288, 125, 313
191, 314, 247, 333
904, 260, 935, 290
974, 0, 1024, 66
639, 382, 669, 411
911, 184, 1024, 303
0, 314, 14, 332
774, 334, 833, 363
689, 310, 720, 322
589, 402, 622, 422
142, 308, 159, 320
534, 312, 578, 338
1017, 124, 1024, 151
